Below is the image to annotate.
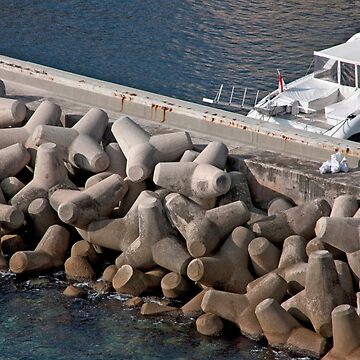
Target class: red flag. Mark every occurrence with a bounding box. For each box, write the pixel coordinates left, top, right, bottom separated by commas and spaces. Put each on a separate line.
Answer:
277, 69, 285, 93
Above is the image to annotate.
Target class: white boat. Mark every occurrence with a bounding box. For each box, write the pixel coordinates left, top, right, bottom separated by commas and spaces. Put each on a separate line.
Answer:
247, 33, 360, 140
203, 33, 360, 141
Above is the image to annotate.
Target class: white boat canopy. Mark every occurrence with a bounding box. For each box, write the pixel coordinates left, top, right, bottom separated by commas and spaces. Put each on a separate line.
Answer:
314, 38, 360, 66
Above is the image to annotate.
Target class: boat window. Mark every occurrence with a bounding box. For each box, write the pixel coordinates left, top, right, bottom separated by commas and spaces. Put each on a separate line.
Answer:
314, 55, 338, 83
340, 62, 356, 87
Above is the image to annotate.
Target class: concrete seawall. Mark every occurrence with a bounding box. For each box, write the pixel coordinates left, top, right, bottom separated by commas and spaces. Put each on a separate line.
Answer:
0, 55, 359, 167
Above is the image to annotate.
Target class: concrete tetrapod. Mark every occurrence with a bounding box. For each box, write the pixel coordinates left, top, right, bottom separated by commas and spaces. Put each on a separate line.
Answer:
315, 217, 360, 279
251, 198, 331, 243
153, 162, 231, 199
187, 226, 254, 293
0, 204, 24, 231
196, 313, 224, 336
181, 288, 210, 317
112, 265, 167, 296
255, 298, 326, 358
193, 141, 228, 169
281, 250, 350, 338
111, 116, 192, 182
0, 100, 61, 150
201, 273, 288, 340
50, 174, 127, 228
248, 237, 281, 277
323, 304, 360, 360
246, 235, 308, 296
77, 190, 157, 251
0, 177, 25, 199
277, 235, 308, 294
330, 194, 358, 217
218, 171, 254, 210
0, 98, 27, 128
10, 142, 76, 212
165, 193, 250, 257
32, 108, 109, 173
115, 196, 176, 270
0, 143, 30, 181
9, 225, 69, 274
28, 198, 60, 238
267, 197, 295, 216
151, 236, 192, 275
161, 272, 191, 299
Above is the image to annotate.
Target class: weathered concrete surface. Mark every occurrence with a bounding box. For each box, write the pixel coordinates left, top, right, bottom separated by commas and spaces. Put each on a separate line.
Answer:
1, 55, 360, 168
2, 58, 360, 207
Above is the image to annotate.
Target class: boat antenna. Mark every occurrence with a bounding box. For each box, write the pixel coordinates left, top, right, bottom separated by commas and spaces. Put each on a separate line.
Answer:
305, 58, 314, 76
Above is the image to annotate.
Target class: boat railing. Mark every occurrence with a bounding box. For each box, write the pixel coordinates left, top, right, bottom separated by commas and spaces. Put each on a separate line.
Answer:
203, 84, 269, 111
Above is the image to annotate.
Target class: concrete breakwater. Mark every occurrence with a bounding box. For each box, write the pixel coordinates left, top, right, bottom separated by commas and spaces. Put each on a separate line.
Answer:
1, 84, 360, 359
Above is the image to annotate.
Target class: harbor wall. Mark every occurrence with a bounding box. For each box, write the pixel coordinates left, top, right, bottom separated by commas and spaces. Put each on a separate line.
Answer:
0, 55, 360, 167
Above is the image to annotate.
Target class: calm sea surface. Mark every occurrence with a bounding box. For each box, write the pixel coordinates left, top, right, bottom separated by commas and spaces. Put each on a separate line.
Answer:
0, 1, 360, 359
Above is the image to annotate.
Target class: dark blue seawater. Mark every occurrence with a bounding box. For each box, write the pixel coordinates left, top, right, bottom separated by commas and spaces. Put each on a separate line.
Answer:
0, 1, 359, 359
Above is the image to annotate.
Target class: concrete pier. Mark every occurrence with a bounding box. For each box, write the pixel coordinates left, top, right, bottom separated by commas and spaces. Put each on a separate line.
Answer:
2, 55, 360, 360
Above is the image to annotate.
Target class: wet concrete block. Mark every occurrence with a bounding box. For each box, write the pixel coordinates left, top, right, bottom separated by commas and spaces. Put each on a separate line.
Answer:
1, 234, 26, 255
10, 142, 76, 212
153, 162, 231, 199
252, 198, 331, 243
201, 273, 288, 340
181, 288, 210, 317
151, 236, 192, 275
64, 255, 95, 281
282, 250, 350, 338
9, 224, 69, 274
